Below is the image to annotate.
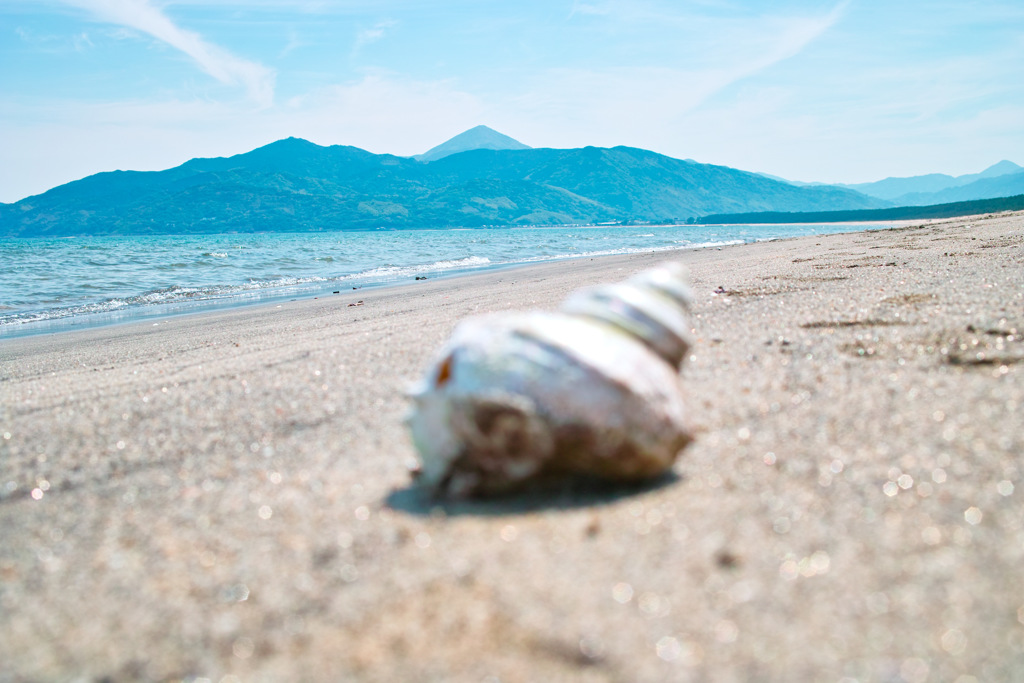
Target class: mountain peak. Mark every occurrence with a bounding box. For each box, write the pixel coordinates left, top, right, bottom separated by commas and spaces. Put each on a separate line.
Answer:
415, 125, 530, 162
978, 160, 1022, 178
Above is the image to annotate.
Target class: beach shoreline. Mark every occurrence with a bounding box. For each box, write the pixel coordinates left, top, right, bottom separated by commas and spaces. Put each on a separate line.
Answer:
2, 212, 1023, 681
0, 219, 923, 341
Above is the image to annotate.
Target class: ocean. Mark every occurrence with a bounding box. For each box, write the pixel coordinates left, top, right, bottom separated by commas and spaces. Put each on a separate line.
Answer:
0, 222, 899, 337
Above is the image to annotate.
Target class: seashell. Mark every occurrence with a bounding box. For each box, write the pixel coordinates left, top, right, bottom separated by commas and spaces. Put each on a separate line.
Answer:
406, 263, 695, 498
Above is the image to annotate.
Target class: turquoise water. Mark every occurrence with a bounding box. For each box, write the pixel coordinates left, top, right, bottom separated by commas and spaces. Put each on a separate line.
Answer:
0, 223, 896, 337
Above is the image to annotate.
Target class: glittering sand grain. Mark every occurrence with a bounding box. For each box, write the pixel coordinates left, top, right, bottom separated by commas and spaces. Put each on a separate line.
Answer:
2, 213, 1023, 682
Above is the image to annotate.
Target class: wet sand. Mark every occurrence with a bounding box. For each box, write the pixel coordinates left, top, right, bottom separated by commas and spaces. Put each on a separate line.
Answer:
2, 212, 1023, 682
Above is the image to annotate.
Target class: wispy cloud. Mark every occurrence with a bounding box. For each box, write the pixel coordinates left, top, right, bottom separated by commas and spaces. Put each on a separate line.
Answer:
72, 31, 94, 51
15, 24, 93, 52
59, 0, 276, 107
522, 1, 849, 141
737, 1, 850, 79
568, 1, 612, 19
278, 28, 306, 59
352, 19, 396, 56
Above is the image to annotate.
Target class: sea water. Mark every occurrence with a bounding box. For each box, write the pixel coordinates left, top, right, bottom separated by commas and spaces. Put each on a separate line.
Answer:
0, 222, 899, 337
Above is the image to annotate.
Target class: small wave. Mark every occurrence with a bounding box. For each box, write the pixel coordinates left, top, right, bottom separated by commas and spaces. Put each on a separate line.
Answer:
244, 275, 330, 288
510, 240, 744, 263
431, 256, 491, 270
0, 258, 496, 327
340, 255, 492, 282
676, 239, 745, 249
0, 277, 325, 327
203, 252, 229, 258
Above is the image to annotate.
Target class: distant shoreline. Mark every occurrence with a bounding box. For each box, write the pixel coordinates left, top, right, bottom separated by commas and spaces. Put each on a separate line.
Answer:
698, 193, 1024, 224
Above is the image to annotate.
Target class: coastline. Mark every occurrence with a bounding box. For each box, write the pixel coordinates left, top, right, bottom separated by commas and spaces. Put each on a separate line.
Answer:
0, 220, 915, 340
2, 212, 1023, 680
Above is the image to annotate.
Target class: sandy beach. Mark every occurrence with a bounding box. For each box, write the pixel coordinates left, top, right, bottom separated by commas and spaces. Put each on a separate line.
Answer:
2, 213, 1023, 682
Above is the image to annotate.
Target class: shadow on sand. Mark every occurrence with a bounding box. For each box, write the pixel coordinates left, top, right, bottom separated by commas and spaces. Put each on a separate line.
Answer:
384, 471, 681, 517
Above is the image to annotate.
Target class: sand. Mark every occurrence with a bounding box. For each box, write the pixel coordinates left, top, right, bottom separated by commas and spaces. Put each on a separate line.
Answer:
2, 213, 1023, 682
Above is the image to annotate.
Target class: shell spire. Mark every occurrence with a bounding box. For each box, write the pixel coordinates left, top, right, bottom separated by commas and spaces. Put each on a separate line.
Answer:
406, 263, 695, 498
561, 262, 693, 367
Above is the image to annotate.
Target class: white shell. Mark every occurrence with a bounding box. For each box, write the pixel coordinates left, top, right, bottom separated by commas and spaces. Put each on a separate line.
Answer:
407, 263, 694, 498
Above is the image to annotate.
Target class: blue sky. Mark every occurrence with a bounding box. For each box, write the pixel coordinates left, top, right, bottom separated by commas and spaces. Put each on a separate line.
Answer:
1, 0, 1022, 202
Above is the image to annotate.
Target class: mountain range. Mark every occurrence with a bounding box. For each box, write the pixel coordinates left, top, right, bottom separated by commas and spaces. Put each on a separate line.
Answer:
777, 160, 1024, 206
1, 126, 1020, 237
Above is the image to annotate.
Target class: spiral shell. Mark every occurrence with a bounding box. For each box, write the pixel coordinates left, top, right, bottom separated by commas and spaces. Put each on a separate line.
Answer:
407, 263, 694, 498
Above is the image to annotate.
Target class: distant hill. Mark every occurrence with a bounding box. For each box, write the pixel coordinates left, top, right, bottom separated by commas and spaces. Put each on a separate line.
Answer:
838, 160, 1023, 202
0, 133, 889, 237
971, 159, 1023, 179
885, 170, 1024, 206
697, 194, 1024, 224
414, 125, 531, 162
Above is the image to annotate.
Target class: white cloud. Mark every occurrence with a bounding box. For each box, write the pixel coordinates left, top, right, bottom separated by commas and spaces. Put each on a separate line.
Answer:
60, 0, 276, 107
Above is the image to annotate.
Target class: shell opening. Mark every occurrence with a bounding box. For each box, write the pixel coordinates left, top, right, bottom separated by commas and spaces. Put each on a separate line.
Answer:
436, 355, 454, 387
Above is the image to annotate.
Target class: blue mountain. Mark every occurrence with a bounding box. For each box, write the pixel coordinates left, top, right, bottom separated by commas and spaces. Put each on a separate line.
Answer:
885, 168, 1024, 206
0, 129, 888, 237
838, 160, 1023, 203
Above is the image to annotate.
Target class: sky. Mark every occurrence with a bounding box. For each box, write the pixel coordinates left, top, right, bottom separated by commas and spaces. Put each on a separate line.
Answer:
1, 0, 1023, 203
